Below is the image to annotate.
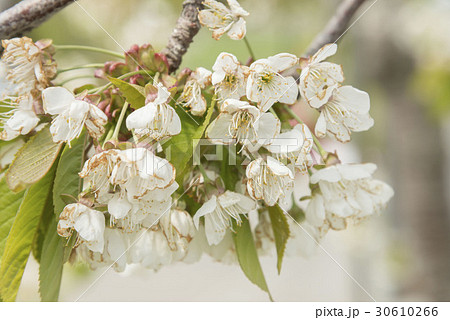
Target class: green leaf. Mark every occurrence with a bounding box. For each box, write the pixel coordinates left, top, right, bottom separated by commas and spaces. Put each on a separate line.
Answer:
0, 164, 56, 301
5, 126, 62, 192
232, 219, 272, 300
0, 179, 25, 265
268, 205, 290, 274
39, 220, 64, 302
108, 76, 146, 109
39, 132, 86, 302
31, 191, 56, 263
166, 102, 215, 185
220, 146, 240, 191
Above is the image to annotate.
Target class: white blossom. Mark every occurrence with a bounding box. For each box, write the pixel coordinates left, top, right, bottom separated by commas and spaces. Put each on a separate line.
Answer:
265, 123, 314, 172
198, 0, 249, 40
126, 83, 181, 141
1, 37, 51, 97
206, 98, 280, 148
314, 86, 374, 142
57, 203, 105, 253
42, 87, 108, 145
193, 191, 255, 245
178, 67, 212, 116
246, 53, 299, 111
80, 148, 178, 230
246, 156, 295, 206
299, 43, 344, 108
212, 52, 248, 101
0, 95, 39, 141
79, 228, 129, 272
306, 163, 394, 232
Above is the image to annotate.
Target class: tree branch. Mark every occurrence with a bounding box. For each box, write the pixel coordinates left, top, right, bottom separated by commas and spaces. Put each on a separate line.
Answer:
162, 0, 204, 73
0, 0, 74, 40
304, 0, 368, 57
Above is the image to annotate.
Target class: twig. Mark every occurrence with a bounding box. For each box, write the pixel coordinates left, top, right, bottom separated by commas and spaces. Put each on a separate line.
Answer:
162, 0, 204, 73
0, 0, 74, 40
304, 0, 367, 57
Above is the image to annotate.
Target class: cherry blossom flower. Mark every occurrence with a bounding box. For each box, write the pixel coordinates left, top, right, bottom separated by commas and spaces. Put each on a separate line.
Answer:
212, 52, 248, 101
246, 156, 295, 206
193, 191, 256, 245
57, 203, 105, 253
0, 95, 40, 141
265, 123, 314, 172
198, 0, 249, 40
79, 228, 129, 272
314, 86, 374, 142
126, 83, 181, 141
246, 53, 299, 111
1, 37, 55, 97
299, 43, 344, 108
306, 163, 394, 232
42, 87, 107, 145
206, 98, 279, 148
178, 67, 212, 116
80, 148, 178, 230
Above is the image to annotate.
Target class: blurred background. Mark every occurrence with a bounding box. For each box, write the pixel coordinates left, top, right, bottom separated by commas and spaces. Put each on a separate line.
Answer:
1, 0, 449, 301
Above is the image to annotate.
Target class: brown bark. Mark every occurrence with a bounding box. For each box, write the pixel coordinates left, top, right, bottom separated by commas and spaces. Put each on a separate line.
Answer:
162, 0, 204, 73
0, 0, 74, 40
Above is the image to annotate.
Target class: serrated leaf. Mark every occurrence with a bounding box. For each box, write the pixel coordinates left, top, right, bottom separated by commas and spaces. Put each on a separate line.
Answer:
108, 76, 146, 108
0, 179, 25, 265
0, 164, 56, 301
232, 219, 272, 300
39, 219, 64, 302
268, 205, 290, 274
5, 126, 62, 192
39, 132, 86, 302
166, 102, 215, 185
32, 190, 56, 263
53, 132, 86, 219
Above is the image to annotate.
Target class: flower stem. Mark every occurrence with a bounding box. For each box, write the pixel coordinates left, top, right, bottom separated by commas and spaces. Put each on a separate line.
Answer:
54, 45, 124, 59
57, 63, 105, 74
112, 102, 129, 141
282, 104, 328, 159
243, 37, 256, 61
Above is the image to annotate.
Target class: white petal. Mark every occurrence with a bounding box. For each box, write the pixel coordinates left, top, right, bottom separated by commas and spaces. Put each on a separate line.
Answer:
311, 43, 338, 63
126, 103, 156, 130
108, 193, 132, 219
268, 53, 298, 72
278, 76, 299, 105
227, 18, 246, 40
204, 213, 226, 245
314, 112, 327, 138
206, 113, 234, 144
193, 196, 217, 229
305, 194, 326, 227
42, 87, 75, 115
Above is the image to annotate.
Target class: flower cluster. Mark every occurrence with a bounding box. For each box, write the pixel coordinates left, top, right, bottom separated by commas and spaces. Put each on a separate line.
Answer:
0, 0, 393, 289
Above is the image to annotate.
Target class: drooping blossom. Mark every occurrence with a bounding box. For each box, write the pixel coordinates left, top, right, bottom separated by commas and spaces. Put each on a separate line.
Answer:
212, 52, 248, 101
198, 0, 249, 40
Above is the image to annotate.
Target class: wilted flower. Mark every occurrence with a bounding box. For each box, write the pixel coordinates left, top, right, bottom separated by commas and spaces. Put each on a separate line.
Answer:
42, 87, 108, 145
246, 156, 295, 206
306, 163, 394, 232
126, 83, 181, 141
193, 191, 255, 245
299, 43, 344, 108
314, 86, 374, 142
247, 53, 299, 111
57, 203, 105, 253
212, 52, 248, 101
199, 0, 249, 40
178, 67, 212, 116
265, 123, 314, 172
1, 37, 56, 97
79, 228, 129, 272
206, 98, 279, 148
80, 148, 177, 230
